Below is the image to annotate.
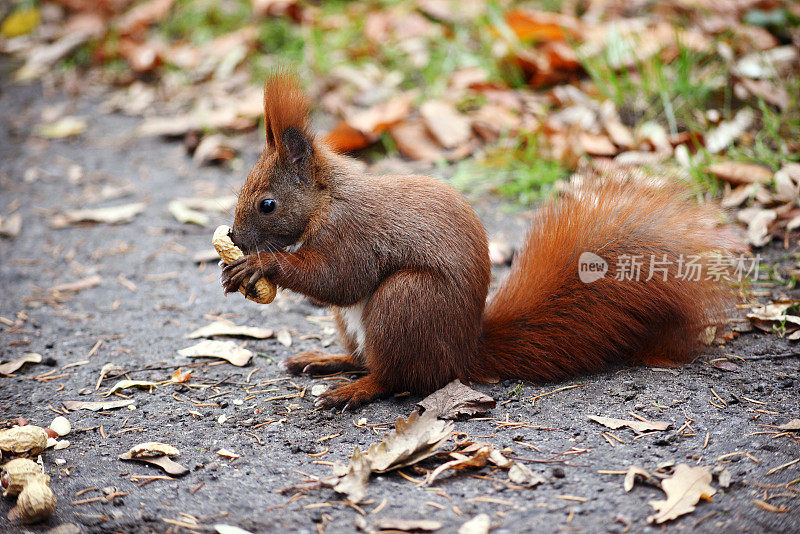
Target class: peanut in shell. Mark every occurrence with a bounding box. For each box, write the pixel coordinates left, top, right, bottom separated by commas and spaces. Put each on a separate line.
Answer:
0, 425, 48, 457
15, 473, 56, 524
1, 458, 42, 497
213, 225, 276, 304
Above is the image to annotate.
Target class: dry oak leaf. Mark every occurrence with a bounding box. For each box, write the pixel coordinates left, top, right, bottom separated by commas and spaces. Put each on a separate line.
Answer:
119, 441, 189, 476
62, 399, 134, 411
50, 202, 146, 228
747, 302, 800, 334
418, 379, 496, 419
504, 8, 582, 42
0, 353, 42, 375
332, 447, 371, 503
647, 464, 716, 524
704, 109, 754, 154
588, 415, 670, 433
186, 320, 273, 340
329, 411, 453, 502
389, 120, 446, 163
624, 466, 660, 492
420, 100, 472, 149
778, 419, 800, 431
324, 94, 413, 152
102, 380, 158, 397
508, 461, 546, 487
363, 411, 453, 473
425, 446, 492, 485
168, 200, 209, 226
115, 0, 174, 35
178, 340, 253, 367
736, 207, 776, 248
375, 519, 442, 532
707, 161, 772, 186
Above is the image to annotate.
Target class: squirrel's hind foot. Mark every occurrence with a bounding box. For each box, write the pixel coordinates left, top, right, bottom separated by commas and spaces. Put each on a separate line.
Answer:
285, 351, 365, 376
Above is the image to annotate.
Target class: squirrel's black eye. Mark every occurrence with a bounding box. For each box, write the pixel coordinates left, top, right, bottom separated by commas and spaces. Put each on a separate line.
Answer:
258, 198, 277, 214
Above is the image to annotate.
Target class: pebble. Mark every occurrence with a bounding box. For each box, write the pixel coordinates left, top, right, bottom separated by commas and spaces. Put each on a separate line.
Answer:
50, 416, 71, 436
311, 384, 329, 396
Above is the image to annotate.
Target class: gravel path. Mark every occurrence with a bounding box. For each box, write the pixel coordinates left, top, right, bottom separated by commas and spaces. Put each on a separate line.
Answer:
1, 80, 798, 534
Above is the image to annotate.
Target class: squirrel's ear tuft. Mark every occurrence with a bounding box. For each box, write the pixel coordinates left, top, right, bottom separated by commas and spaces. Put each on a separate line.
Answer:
263, 70, 312, 159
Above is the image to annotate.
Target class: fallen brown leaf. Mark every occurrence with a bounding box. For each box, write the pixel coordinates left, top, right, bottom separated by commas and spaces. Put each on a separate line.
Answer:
704, 109, 754, 154
588, 415, 670, 433
737, 207, 777, 247
733, 45, 798, 79
192, 135, 238, 166
178, 340, 254, 367
778, 419, 800, 431
708, 161, 772, 185
324, 94, 413, 152
418, 379, 496, 419
508, 461, 546, 487
390, 120, 445, 163
63, 399, 134, 411
375, 518, 442, 532
647, 464, 716, 524
119, 442, 189, 476
0, 353, 42, 375
328, 411, 453, 502
504, 8, 581, 41
738, 78, 791, 111
624, 466, 659, 492
102, 380, 158, 397
420, 100, 472, 149
168, 200, 209, 226
578, 132, 618, 156
115, 0, 174, 35
425, 446, 492, 485
50, 202, 146, 228
186, 320, 273, 340
118, 37, 161, 73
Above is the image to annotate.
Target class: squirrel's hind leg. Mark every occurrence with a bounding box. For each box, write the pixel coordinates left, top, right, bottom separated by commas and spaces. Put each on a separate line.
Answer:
285, 351, 366, 375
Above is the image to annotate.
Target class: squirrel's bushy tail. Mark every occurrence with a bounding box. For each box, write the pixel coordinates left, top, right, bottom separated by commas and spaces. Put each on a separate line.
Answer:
478, 174, 736, 382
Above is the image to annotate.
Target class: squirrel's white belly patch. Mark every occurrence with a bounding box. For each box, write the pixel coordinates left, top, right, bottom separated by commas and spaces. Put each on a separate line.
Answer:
340, 301, 366, 354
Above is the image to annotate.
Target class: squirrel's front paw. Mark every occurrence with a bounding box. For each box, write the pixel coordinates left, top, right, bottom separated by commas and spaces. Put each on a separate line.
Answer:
220, 256, 264, 297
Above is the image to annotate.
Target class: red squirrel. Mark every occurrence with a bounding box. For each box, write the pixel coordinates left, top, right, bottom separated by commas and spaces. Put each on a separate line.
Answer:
220, 73, 733, 409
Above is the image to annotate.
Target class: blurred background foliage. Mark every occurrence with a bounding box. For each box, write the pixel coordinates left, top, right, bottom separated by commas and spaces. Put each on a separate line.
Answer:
2, 0, 799, 211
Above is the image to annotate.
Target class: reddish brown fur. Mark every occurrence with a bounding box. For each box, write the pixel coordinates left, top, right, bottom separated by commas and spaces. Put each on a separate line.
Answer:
222, 74, 734, 409
479, 177, 732, 382
262, 71, 310, 160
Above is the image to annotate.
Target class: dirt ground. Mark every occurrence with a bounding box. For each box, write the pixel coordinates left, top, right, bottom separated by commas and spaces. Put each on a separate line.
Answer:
1, 78, 798, 534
